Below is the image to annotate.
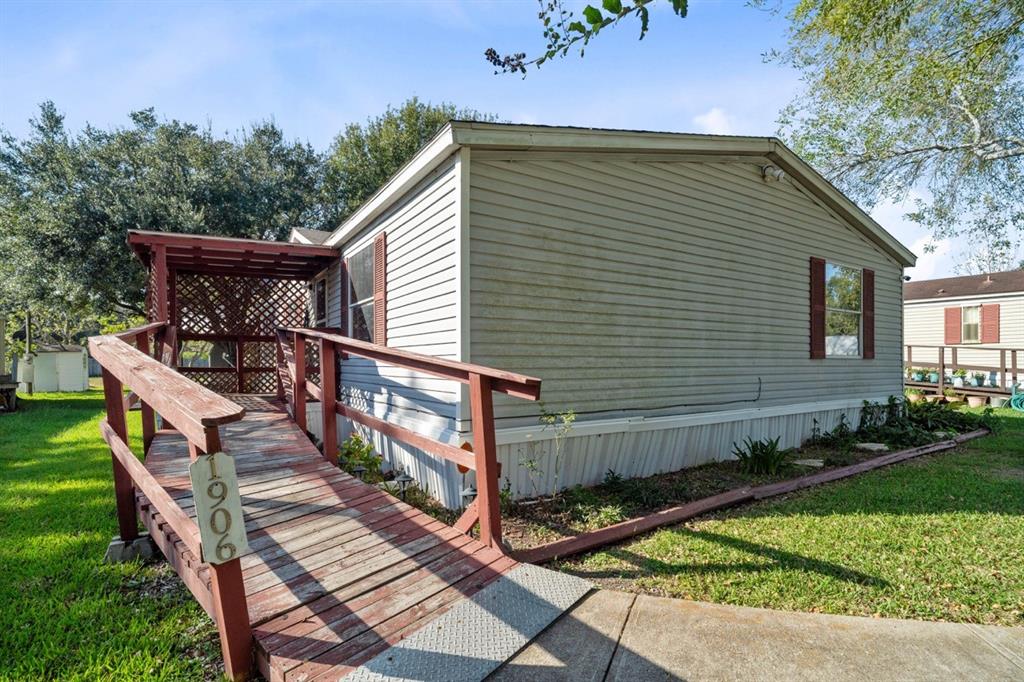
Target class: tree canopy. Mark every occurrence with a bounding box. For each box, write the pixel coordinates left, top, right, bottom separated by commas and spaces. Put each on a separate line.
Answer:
323, 98, 499, 223
773, 0, 1024, 270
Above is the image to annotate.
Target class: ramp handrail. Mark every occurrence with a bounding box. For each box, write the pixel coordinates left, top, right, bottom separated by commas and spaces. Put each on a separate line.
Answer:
89, 323, 252, 681
904, 344, 1021, 394
278, 326, 542, 551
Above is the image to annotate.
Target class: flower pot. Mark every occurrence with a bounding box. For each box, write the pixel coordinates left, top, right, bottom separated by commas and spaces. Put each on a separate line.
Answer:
966, 396, 987, 408
952, 378, 964, 388
906, 392, 923, 403
911, 372, 924, 381
990, 396, 1007, 408
925, 394, 943, 403
928, 372, 940, 383
969, 378, 980, 387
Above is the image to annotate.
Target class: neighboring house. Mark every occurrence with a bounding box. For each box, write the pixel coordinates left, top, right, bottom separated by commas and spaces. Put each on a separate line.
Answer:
903, 269, 1024, 378
300, 122, 917, 506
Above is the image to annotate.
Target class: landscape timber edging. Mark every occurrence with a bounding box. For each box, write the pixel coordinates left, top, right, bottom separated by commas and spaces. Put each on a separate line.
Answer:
515, 429, 990, 565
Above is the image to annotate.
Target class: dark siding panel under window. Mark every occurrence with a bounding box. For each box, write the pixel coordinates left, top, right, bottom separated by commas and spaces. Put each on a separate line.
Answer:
809, 257, 826, 359
862, 268, 875, 359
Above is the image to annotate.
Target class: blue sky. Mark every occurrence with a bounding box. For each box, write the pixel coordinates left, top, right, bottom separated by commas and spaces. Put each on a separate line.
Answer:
0, 0, 952, 277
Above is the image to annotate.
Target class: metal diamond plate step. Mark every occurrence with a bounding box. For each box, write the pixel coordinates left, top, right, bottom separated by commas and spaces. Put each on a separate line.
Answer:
345, 564, 593, 682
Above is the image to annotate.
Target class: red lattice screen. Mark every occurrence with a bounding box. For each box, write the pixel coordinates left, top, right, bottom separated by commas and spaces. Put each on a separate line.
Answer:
172, 273, 312, 394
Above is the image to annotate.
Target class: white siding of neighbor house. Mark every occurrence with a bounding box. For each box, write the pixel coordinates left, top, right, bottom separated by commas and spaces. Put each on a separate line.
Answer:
903, 295, 1024, 382
319, 155, 464, 505
465, 155, 906, 498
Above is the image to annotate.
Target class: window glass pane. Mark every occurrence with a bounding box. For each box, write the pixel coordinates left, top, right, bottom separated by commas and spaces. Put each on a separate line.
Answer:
315, 279, 326, 322
826, 311, 860, 356
962, 306, 980, 343
350, 301, 374, 343
825, 263, 861, 312
348, 245, 375, 304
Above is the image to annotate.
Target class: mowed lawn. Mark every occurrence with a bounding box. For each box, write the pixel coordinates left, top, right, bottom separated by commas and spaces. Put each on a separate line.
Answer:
560, 409, 1024, 626
0, 389, 219, 681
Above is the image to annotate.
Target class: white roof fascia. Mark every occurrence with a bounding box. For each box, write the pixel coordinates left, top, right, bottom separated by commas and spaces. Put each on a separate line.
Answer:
325, 125, 459, 247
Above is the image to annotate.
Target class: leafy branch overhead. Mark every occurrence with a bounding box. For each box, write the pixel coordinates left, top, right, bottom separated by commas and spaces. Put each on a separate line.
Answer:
485, 0, 688, 74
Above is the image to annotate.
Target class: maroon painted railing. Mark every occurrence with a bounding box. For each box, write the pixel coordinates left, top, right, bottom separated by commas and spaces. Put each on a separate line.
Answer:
277, 327, 542, 550
904, 344, 1021, 395
91, 322, 252, 680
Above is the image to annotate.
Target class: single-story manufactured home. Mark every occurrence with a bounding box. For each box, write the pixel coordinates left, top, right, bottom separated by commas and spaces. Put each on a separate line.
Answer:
294, 122, 916, 506
903, 269, 1023, 390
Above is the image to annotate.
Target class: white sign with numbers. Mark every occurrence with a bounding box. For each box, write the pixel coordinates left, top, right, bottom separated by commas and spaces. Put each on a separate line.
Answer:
188, 451, 249, 565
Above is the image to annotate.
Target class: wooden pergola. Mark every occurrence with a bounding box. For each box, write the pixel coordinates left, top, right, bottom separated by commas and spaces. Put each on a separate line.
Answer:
128, 230, 338, 394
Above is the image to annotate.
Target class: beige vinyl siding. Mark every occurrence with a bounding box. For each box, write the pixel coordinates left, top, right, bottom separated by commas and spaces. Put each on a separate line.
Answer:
325, 156, 461, 438
904, 295, 1024, 370
468, 156, 905, 426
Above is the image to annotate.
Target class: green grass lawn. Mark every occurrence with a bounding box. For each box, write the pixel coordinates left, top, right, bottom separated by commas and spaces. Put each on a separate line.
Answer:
0, 389, 220, 681
560, 409, 1024, 626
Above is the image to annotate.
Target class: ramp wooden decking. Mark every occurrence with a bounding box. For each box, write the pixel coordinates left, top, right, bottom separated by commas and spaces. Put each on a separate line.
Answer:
139, 396, 526, 681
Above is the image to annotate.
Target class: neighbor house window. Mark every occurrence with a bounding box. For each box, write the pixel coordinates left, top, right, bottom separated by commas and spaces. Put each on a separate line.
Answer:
961, 305, 980, 344
825, 262, 862, 357
347, 242, 375, 342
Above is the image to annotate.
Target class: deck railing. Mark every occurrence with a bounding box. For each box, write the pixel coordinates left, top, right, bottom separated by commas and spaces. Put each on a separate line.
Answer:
90, 323, 252, 680
276, 327, 542, 550
904, 344, 1021, 394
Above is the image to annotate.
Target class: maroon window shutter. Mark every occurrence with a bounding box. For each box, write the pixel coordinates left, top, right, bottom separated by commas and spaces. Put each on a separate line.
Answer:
862, 269, 875, 359
373, 232, 387, 345
944, 307, 962, 345
980, 304, 1000, 343
809, 257, 826, 359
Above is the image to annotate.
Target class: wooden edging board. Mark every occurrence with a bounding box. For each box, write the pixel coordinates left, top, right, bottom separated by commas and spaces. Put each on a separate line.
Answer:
515, 429, 989, 565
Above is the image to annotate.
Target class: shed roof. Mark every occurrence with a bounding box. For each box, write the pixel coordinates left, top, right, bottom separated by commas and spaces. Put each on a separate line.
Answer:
904, 269, 1024, 301
324, 121, 917, 267
128, 230, 337, 279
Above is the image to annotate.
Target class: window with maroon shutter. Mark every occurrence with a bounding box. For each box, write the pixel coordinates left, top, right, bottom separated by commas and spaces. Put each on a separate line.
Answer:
372, 231, 387, 345
809, 257, 826, 359
980, 304, 1000, 343
820, 260, 863, 357
944, 307, 962, 345
346, 241, 375, 342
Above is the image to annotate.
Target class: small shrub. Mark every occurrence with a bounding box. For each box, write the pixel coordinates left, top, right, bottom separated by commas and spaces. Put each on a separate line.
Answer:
584, 504, 627, 529
602, 469, 624, 490
339, 433, 383, 479
731, 436, 787, 475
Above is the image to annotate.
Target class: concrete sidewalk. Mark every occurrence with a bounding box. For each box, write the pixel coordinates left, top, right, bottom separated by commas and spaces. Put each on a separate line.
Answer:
489, 590, 1024, 681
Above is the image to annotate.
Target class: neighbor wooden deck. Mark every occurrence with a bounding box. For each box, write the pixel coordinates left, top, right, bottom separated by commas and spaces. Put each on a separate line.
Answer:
138, 396, 518, 681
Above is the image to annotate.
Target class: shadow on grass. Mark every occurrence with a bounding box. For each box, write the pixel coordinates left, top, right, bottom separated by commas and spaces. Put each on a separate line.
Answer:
567, 528, 890, 587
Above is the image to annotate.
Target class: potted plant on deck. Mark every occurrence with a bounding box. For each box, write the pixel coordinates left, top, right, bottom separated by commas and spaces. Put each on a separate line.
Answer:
909, 367, 925, 381
952, 368, 967, 387
905, 388, 924, 403
972, 372, 988, 387
928, 370, 940, 383
966, 394, 988, 408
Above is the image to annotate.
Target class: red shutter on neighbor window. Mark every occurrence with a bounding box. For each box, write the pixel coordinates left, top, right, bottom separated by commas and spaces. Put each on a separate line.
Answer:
373, 232, 387, 345
809, 257, 826, 359
862, 269, 875, 359
944, 307, 962, 345
980, 304, 1000, 343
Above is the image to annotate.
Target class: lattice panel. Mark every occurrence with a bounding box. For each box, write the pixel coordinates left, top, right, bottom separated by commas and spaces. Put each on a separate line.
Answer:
179, 369, 239, 393
175, 274, 310, 337
243, 370, 278, 395
305, 339, 321, 388
243, 342, 277, 369
146, 263, 160, 321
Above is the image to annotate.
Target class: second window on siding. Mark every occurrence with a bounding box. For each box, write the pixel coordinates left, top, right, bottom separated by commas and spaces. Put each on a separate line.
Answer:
347, 243, 375, 342
962, 305, 981, 344
825, 263, 862, 357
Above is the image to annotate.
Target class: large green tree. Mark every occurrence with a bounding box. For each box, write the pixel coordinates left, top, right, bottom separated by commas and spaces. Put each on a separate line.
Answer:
0, 102, 324, 325
773, 0, 1024, 270
323, 98, 500, 223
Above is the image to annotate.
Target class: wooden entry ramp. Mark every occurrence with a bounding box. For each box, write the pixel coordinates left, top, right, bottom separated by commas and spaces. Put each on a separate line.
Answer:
140, 396, 590, 681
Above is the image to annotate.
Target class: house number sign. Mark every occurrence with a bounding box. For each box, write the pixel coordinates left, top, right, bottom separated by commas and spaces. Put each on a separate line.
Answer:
188, 452, 248, 565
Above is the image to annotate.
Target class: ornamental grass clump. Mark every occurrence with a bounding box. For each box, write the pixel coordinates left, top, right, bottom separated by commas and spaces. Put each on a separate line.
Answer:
731, 436, 787, 475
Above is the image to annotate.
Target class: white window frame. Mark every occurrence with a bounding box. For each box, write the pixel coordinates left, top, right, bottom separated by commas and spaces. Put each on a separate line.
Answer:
346, 242, 375, 342
825, 261, 863, 359
961, 305, 981, 344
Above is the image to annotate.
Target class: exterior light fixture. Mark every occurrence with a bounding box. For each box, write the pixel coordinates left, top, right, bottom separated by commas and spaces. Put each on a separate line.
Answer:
351, 464, 367, 481
461, 484, 477, 506
761, 165, 785, 182
394, 469, 415, 501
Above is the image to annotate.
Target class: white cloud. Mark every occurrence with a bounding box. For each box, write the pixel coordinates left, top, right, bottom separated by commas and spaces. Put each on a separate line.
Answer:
692, 107, 735, 135
905, 236, 954, 281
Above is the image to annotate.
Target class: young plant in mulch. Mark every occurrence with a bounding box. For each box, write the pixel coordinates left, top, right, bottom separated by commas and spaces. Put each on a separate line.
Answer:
731, 436, 787, 475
